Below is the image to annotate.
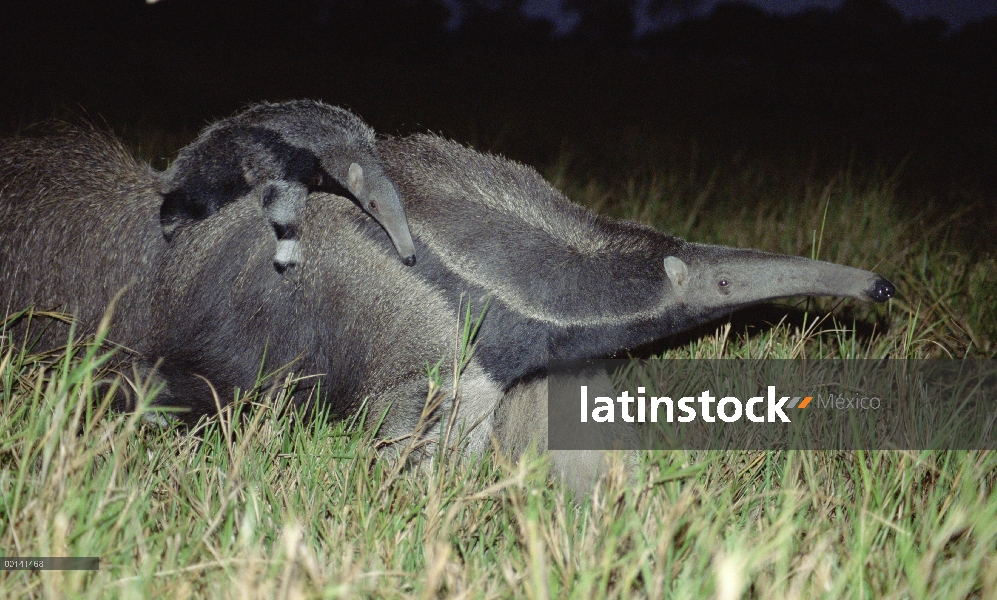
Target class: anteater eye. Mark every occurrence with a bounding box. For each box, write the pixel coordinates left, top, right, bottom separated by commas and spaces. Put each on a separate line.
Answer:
719, 279, 729, 287
369, 200, 378, 211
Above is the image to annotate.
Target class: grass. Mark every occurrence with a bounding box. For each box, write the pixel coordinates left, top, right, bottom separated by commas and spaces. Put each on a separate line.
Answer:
1, 147, 995, 598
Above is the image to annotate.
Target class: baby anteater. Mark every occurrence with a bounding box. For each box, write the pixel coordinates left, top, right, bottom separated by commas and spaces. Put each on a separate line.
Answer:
159, 100, 416, 270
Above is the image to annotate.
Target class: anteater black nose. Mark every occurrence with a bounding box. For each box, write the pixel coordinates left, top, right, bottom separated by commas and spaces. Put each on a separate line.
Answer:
866, 277, 895, 302
402, 254, 417, 267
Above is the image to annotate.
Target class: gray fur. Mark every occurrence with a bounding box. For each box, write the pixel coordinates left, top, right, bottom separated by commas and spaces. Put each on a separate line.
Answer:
378, 134, 893, 386
0, 125, 497, 455
0, 125, 164, 347
377, 134, 894, 491
496, 375, 639, 493
160, 100, 417, 269
0, 125, 893, 498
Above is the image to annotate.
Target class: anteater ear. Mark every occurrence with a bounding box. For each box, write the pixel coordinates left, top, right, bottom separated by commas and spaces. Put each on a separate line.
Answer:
663, 256, 688, 290
347, 163, 364, 195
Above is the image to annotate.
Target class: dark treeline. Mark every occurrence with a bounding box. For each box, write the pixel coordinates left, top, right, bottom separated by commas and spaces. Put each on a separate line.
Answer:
1, 0, 995, 196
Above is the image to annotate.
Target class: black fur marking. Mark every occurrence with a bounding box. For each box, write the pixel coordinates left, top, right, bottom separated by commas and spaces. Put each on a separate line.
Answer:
348, 207, 705, 390
261, 184, 281, 208
273, 223, 300, 240
161, 126, 353, 236
160, 177, 251, 234
310, 174, 356, 205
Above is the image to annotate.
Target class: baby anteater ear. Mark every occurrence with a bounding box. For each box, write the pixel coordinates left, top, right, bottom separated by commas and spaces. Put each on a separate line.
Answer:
664, 256, 688, 292
347, 163, 364, 196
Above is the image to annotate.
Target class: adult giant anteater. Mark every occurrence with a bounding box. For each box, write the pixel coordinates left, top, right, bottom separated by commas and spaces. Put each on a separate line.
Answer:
0, 124, 893, 495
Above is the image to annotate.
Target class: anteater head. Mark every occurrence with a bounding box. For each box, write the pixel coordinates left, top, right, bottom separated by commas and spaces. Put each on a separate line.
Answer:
662, 242, 895, 319
162, 101, 418, 265
240, 100, 417, 266
341, 159, 416, 266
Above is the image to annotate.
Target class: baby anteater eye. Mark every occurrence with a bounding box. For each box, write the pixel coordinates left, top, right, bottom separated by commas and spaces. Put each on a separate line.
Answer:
369, 200, 378, 212
718, 279, 730, 288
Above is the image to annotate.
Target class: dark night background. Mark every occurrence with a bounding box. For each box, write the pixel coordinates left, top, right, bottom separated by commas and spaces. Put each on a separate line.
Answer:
2, 0, 995, 207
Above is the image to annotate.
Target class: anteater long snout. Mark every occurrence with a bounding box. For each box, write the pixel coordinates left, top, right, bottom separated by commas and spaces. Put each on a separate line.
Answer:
371, 187, 417, 267
741, 253, 896, 303
676, 244, 897, 306
380, 205, 417, 266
